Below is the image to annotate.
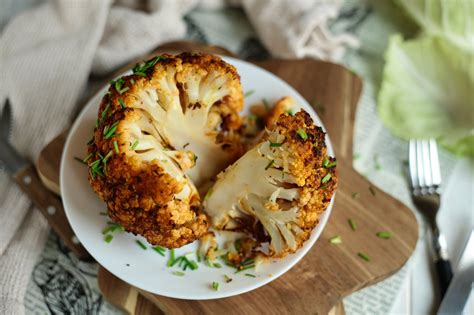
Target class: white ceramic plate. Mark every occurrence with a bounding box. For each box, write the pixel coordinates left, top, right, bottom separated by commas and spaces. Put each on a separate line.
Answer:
61, 56, 335, 300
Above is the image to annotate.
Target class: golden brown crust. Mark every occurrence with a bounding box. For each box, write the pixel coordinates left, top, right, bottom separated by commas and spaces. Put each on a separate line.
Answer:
263, 110, 337, 257
87, 53, 243, 248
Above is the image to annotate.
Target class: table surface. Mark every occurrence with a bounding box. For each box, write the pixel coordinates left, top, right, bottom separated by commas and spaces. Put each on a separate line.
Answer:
2, 1, 473, 314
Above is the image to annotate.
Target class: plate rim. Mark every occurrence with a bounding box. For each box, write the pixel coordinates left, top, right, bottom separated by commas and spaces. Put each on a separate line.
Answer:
60, 56, 336, 300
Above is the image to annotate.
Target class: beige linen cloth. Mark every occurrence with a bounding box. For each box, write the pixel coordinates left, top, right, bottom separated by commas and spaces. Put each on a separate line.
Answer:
0, 0, 356, 312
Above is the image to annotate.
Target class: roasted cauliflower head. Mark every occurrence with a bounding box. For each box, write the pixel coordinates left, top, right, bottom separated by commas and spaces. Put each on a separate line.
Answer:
204, 110, 337, 257
87, 53, 243, 248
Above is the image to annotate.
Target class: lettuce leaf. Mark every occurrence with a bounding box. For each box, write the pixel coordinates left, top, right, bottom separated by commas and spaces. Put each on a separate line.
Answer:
396, 0, 474, 53
378, 35, 474, 157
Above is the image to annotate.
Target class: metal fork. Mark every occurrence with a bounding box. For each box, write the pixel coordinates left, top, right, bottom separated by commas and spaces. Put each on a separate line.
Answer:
409, 139, 453, 298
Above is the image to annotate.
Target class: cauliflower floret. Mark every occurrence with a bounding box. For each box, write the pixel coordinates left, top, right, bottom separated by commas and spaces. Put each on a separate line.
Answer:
87, 53, 243, 248
204, 110, 337, 257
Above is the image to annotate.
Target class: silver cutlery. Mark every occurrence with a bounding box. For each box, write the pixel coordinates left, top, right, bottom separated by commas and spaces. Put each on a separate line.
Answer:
409, 139, 453, 297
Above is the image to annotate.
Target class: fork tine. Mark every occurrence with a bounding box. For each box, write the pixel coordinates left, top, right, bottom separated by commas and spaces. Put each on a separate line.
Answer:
416, 139, 426, 189
409, 140, 419, 190
429, 139, 442, 186
422, 140, 433, 187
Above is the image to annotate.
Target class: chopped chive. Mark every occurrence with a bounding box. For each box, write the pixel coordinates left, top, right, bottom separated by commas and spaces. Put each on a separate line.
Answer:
262, 98, 270, 110
104, 234, 113, 243
244, 90, 255, 98
376, 231, 392, 239
265, 160, 275, 170
134, 71, 147, 77
170, 256, 182, 267
196, 250, 201, 262
321, 173, 332, 184
183, 142, 190, 149
204, 188, 213, 201
113, 141, 119, 153
369, 186, 376, 196
102, 224, 121, 235
224, 275, 232, 283
87, 137, 94, 146
286, 108, 295, 116
82, 153, 93, 163
101, 104, 110, 124
132, 56, 165, 76
74, 157, 87, 165
213, 263, 222, 268
136, 240, 147, 250
296, 128, 308, 140
211, 281, 219, 291
244, 273, 256, 278
167, 249, 175, 267
119, 98, 126, 109
352, 192, 360, 199
327, 160, 337, 168
130, 79, 135, 84
172, 271, 185, 277
235, 265, 255, 273
269, 141, 282, 148
153, 246, 166, 256
131, 140, 139, 150
234, 239, 242, 252
329, 235, 342, 244
240, 258, 254, 266
192, 154, 198, 164
348, 219, 357, 231
104, 122, 119, 139
188, 259, 199, 270
358, 252, 370, 261
322, 158, 329, 167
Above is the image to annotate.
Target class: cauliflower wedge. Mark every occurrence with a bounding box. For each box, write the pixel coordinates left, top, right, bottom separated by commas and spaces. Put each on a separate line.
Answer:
88, 53, 243, 248
204, 110, 337, 257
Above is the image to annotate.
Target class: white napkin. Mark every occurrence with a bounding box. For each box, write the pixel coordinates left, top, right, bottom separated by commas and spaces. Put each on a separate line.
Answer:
0, 0, 356, 312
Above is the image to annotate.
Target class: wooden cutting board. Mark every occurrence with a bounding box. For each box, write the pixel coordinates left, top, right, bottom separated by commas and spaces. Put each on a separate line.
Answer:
37, 41, 418, 315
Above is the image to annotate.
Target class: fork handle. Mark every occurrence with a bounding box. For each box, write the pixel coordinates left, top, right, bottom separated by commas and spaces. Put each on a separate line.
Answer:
435, 258, 453, 297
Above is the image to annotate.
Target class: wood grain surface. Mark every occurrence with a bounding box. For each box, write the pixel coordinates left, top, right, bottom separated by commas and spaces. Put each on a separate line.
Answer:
36, 41, 418, 315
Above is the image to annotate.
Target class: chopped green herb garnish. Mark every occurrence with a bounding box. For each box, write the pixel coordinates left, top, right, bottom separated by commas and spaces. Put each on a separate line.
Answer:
170, 256, 182, 267
348, 219, 357, 231
265, 160, 275, 170
131, 140, 139, 150
321, 173, 332, 183
113, 141, 119, 153
183, 143, 190, 149
234, 239, 242, 252
153, 246, 166, 256
130, 79, 135, 85
74, 157, 87, 165
172, 271, 185, 277
262, 98, 270, 110
329, 235, 342, 244
213, 263, 222, 268
119, 98, 126, 109
211, 281, 219, 291
192, 154, 198, 164
327, 160, 337, 168
132, 56, 165, 76
102, 223, 122, 235
358, 252, 370, 261
376, 231, 392, 239
136, 240, 147, 250
104, 121, 119, 139
286, 108, 295, 116
244, 90, 255, 98
352, 192, 360, 199
167, 249, 175, 267
235, 265, 255, 273
224, 275, 232, 283
204, 188, 213, 201
101, 103, 110, 124
322, 158, 329, 167
240, 258, 254, 266
269, 141, 282, 148
369, 186, 376, 196
296, 128, 308, 140
244, 273, 256, 278
104, 234, 113, 243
